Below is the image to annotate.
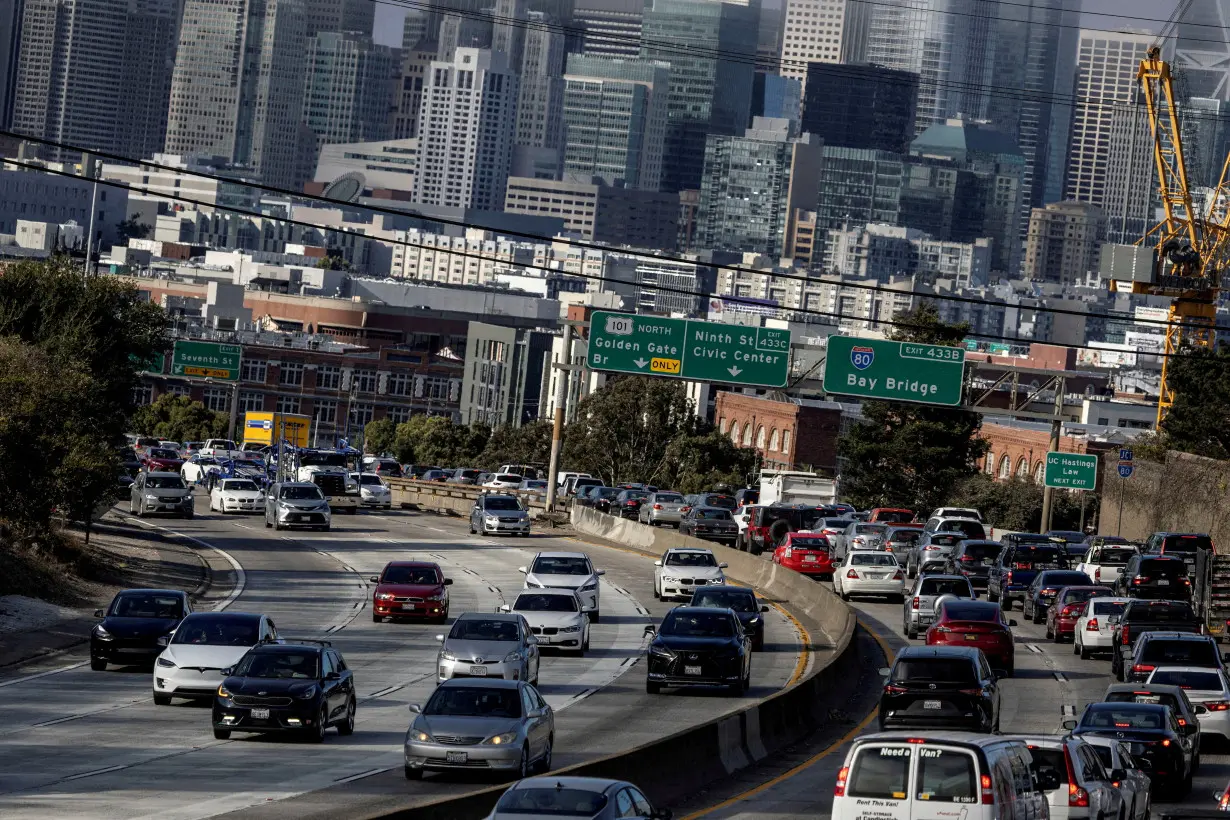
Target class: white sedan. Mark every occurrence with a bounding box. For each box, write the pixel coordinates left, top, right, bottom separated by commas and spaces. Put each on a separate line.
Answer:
1147, 666, 1230, 742
503, 588, 590, 656
833, 551, 904, 602
483, 473, 524, 489
654, 548, 727, 602
1073, 596, 1130, 660
351, 472, 392, 508
208, 478, 264, 514
181, 455, 223, 485
1077, 735, 1152, 820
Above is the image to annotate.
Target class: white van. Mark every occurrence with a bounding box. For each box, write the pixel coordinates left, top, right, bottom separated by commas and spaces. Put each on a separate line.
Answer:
832, 732, 1054, 820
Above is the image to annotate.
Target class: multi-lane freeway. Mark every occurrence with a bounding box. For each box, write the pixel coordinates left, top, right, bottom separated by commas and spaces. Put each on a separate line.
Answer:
0, 499, 804, 820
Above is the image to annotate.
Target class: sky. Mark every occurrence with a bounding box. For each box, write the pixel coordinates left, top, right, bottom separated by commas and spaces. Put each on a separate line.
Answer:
370, 0, 1190, 48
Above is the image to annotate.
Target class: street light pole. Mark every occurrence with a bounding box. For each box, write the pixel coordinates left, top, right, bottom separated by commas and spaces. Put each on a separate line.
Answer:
544, 324, 573, 512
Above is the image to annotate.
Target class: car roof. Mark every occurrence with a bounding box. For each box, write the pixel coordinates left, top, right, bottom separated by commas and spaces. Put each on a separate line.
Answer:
918, 574, 969, 582
669, 606, 736, 616
114, 588, 186, 597
1139, 632, 1212, 642
1139, 555, 1186, 562
515, 587, 578, 597
853, 730, 1012, 749
456, 611, 523, 623
938, 600, 999, 613
249, 643, 324, 655
437, 676, 521, 690
181, 611, 262, 622
533, 551, 589, 559
667, 547, 713, 554
1086, 701, 1169, 713
145, 471, 182, 478
1104, 682, 1188, 696
274, 481, 318, 488
1147, 665, 1225, 674
895, 645, 982, 660
999, 734, 1071, 750
508, 776, 631, 792
383, 560, 440, 569
693, 586, 754, 597
936, 516, 981, 522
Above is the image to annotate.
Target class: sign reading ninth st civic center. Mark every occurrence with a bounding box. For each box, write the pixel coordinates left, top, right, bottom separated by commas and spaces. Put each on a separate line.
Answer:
586, 311, 790, 388
822, 335, 965, 406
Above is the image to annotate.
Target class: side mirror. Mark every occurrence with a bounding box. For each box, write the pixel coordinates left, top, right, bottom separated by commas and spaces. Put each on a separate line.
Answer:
1008, 619, 1018, 627
499, 604, 511, 612
1195, 704, 1209, 715
644, 625, 657, 636
156, 635, 170, 647
581, 605, 594, 613
94, 609, 105, 618
877, 666, 891, 677
221, 667, 233, 676
369, 576, 380, 584
408, 704, 421, 714
527, 635, 538, 645
443, 578, 453, 586
129, 483, 136, 490
596, 569, 606, 576
761, 605, 769, 613
1061, 719, 1077, 731
517, 566, 528, 574
435, 634, 445, 643
326, 671, 341, 680
719, 563, 729, 569
654, 560, 662, 567
1109, 768, 1126, 782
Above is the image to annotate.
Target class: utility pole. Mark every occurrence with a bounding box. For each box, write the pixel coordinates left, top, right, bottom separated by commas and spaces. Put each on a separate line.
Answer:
227, 382, 241, 441
1039, 383, 1065, 532
83, 153, 99, 276
544, 323, 573, 511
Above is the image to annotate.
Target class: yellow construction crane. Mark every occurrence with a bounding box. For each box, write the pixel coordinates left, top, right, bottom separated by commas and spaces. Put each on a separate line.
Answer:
1113, 47, 1223, 426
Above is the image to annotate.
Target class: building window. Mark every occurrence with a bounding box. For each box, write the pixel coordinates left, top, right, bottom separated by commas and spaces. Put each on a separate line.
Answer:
353, 368, 378, 393
239, 391, 265, 412
350, 402, 375, 427
1016, 457, 1029, 478
756, 426, 766, 448
420, 375, 451, 401
782, 429, 791, 453
1034, 462, 1045, 484
730, 424, 741, 446
276, 395, 300, 414
166, 384, 189, 397
387, 405, 412, 424
387, 371, 413, 396
317, 365, 341, 390
769, 428, 779, 451
132, 383, 153, 406
314, 399, 337, 425
985, 453, 995, 475
241, 359, 267, 383
203, 386, 230, 413
718, 417, 727, 434
279, 362, 304, 386
998, 455, 1011, 479
742, 423, 753, 447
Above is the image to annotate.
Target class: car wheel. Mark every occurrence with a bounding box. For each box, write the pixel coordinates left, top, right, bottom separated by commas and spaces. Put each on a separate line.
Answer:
273, 519, 283, 531
135, 502, 145, 518
1000, 596, 1012, 612
321, 525, 330, 532
90, 656, 107, 671
653, 583, 660, 600
987, 587, 999, 603
372, 613, 382, 623
337, 697, 356, 736
1033, 607, 1045, 625
516, 744, 531, 780
582, 631, 590, 652
182, 511, 193, 520
213, 728, 231, 740
404, 765, 422, 780
646, 680, 660, 694
1045, 620, 1053, 639
1193, 750, 1201, 774
906, 623, 917, 640
536, 735, 553, 774
153, 693, 171, 705
308, 705, 327, 742
469, 522, 476, 534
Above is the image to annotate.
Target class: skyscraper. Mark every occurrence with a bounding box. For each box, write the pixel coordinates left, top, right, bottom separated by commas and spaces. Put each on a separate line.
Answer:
515, 14, 566, 150
303, 0, 374, 37
1022, 201, 1107, 285
641, 0, 759, 193
1166, 0, 1230, 102
119, 0, 181, 159
801, 63, 917, 152
574, 0, 643, 57
0, 0, 24, 127
413, 48, 519, 210
302, 32, 397, 152
393, 46, 437, 139
1064, 30, 1152, 208
165, 0, 308, 188
562, 54, 670, 189
778, 0, 867, 94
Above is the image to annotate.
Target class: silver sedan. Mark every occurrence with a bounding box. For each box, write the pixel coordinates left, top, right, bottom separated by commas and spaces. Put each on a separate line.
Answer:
436, 612, 541, 685
403, 678, 554, 780
489, 776, 671, 819
639, 492, 687, 526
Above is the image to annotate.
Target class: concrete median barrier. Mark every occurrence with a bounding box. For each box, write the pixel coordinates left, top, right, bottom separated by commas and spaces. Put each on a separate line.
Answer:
355, 505, 860, 820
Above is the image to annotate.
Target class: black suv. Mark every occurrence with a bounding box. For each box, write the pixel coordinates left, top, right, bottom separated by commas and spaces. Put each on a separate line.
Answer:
1123, 631, 1226, 683
878, 645, 1000, 732
943, 539, 1002, 589
1065, 702, 1193, 798
987, 542, 1070, 611
689, 585, 770, 650
1022, 569, 1094, 623
91, 588, 190, 670
612, 489, 650, 519
644, 606, 751, 695
1143, 532, 1214, 578
743, 504, 828, 555
1115, 554, 1192, 600
213, 641, 356, 742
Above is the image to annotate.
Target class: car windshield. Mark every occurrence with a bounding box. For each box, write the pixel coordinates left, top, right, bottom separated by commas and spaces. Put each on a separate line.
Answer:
702, 495, 736, 509
852, 553, 897, 567
1160, 535, 1213, 554
928, 534, 963, 546
1012, 546, 1066, 568
941, 602, 1000, 621
523, 481, 547, 489
484, 497, 523, 512
110, 593, 183, 618
696, 509, 732, 520
854, 524, 888, 535
655, 493, 684, 503
532, 556, 591, 575
892, 658, 976, 684
382, 566, 440, 585
1040, 572, 1093, 587
920, 579, 971, 596
234, 651, 318, 679
145, 476, 186, 489
887, 529, 922, 543
595, 488, 618, 499
449, 619, 520, 642
1082, 707, 1163, 730
281, 486, 324, 500
357, 474, 384, 486
495, 788, 608, 815
1150, 669, 1223, 690
1126, 602, 1195, 621
661, 611, 734, 637
1060, 588, 1107, 605
1106, 691, 1182, 712
1141, 640, 1218, 666
222, 480, 259, 492
944, 520, 986, 538
1139, 559, 1186, 578
515, 594, 578, 612
149, 448, 179, 459
691, 590, 757, 612
1098, 548, 1136, 566
299, 452, 348, 468
789, 537, 829, 548
424, 686, 522, 718
1092, 600, 1128, 616
666, 551, 717, 567
875, 511, 914, 523
171, 616, 259, 646
494, 474, 522, 483
959, 542, 1001, 560
622, 491, 649, 500
823, 517, 852, 528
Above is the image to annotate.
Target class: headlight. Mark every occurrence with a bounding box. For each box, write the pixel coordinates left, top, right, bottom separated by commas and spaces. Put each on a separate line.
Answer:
217, 684, 231, 698
484, 731, 518, 745
145, 494, 159, 501
663, 576, 678, 584
93, 624, 112, 639
440, 650, 456, 661
525, 580, 543, 589
486, 515, 498, 523
294, 685, 318, 700
503, 650, 523, 663
649, 644, 675, 658
748, 617, 760, 624
559, 625, 581, 633
580, 581, 598, 592
157, 656, 176, 668
715, 576, 727, 584
375, 593, 396, 601
413, 729, 433, 743
426, 593, 444, 601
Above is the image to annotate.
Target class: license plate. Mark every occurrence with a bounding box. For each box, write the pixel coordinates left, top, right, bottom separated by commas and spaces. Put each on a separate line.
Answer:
446, 751, 468, 763
924, 700, 942, 710
965, 634, 978, 640
1157, 579, 1170, 586
292, 514, 303, 522
803, 555, 817, 562
402, 603, 418, 610
250, 708, 270, 719
469, 666, 487, 676
684, 665, 702, 675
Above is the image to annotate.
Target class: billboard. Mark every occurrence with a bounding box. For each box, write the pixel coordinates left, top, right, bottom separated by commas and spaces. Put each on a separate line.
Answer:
1124, 330, 1165, 354
1134, 306, 1170, 323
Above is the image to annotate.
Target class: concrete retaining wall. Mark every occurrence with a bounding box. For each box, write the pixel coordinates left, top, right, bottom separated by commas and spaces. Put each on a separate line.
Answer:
385, 479, 548, 518
356, 505, 861, 820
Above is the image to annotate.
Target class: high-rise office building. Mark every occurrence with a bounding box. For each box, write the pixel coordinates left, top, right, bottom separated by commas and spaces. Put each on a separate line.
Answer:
120, 0, 181, 159
778, 0, 867, 93
641, 0, 759, 193
1064, 29, 1152, 207
0, 0, 19, 127
562, 54, 669, 189
813, 146, 905, 243
393, 46, 437, 139
801, 62, 917, 152
864, 0, 996, 133
302, 32, 397, 153
753, 74, 802, 131
1166, 0, 1230, 102
304, 0, 374, 37
404, 11, 429, 49
516, 15, 566, 150
1022, 201, 1107, 285
696, 118, 822, 257
574, 0, 643, 57
166, 0, 307, 189
438, 12, 493, 58
413, 48, 519, 210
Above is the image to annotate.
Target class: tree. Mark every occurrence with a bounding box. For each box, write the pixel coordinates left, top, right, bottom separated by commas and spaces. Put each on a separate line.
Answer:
1159, 345, 1230, 459
364, 419, 396, 456
838, 304, 988, 511
116, 217, 151, 242
659, 429, 756, 494
389, 415, 489, 467
130, 394, 228, 442
948, 474, 1097, 532
479, 421, 552, 470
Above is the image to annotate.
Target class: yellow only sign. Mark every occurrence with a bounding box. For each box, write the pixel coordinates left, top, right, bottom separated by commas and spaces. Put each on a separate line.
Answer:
184, 366, 234, 379
651, 357, 681, 374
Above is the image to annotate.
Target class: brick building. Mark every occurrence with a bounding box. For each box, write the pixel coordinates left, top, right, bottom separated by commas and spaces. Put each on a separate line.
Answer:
714, 392, 842, 474
978, 421, 1115, 486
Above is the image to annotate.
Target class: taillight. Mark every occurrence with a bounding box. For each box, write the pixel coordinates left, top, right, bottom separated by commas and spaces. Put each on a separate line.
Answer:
892, 570, 904, 580
1005, 571, 1014, 584
1206, 701, 1230, 711
834, 765, 849, 796
1086, 618, 1099, 631
1220, 787, 1230, 810
1061, 604, 1081, 617
847, 569, 859, 579
1121, 625, 1131, 645
681, 506, 692, 514
653, 504, 662, 510
884, 684, 907, 694
1131, 663, 1155, 675
783, 547, 792, 558
1161, 738, 1171, 747
1095, 567, 1101, 581
912, 596, 920, 610
1133, 577, 1149, 584
959, 687, 983, 695
934, 625, 951, 633
980, 773, 993, 805
960, 555, 975, 562
1014, 562, 1030, 569
1068, 783, 1089, 807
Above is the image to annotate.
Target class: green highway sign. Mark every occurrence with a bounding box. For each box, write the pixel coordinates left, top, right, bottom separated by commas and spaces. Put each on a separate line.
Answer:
1044, 452, 1099, 491
822, 335, 965, 406
170, 340, 242, 381
587, 311, 790, 387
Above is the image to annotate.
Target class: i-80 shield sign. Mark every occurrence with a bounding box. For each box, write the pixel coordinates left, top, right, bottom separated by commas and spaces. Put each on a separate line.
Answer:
851, 346, 875, 370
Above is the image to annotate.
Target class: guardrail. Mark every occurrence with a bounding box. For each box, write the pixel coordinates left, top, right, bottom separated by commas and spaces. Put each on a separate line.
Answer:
355, 504, 862, 820
384, 478, 550, 517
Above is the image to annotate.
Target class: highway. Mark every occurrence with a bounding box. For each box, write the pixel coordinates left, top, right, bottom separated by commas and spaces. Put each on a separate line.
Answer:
0, 498, 804, 820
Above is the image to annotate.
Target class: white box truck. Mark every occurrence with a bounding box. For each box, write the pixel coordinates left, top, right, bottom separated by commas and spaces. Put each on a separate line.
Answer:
758, 470, 837, 507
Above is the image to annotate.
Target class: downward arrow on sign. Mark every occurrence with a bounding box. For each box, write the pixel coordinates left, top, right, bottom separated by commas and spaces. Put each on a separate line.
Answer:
633, 358, 648, 368
727, 366, 742, 377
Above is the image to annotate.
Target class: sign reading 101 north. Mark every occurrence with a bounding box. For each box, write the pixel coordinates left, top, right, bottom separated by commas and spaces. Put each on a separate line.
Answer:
822, 335, 965, 406
587, 311, 790, 387
170, 340, 242, 381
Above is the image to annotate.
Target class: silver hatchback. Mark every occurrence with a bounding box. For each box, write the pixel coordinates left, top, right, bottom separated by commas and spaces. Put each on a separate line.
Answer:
470, 493, 531, 536
129, 471, 194, 518
639, 492, 687, 527
437, 612, 541, 685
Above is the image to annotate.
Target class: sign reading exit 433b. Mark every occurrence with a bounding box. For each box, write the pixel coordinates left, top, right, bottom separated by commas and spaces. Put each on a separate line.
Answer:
823, 335, 965, 406
587, 311, 790, 387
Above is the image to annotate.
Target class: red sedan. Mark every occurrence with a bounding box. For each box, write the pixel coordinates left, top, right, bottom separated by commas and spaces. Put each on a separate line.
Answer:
370, 560, 453, 623
925, 599, 1016, 676
1045, 585, 1113, 643
142, 447, 184, 473
772, 532, 835, 577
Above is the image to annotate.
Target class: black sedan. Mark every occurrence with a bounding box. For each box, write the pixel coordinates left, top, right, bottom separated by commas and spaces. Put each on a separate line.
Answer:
613, 489, 650, 519
679, 506, 738, 545
879, 645, 1000, 733
213, 641, 356, 742
1022, 569, 1094, 623
644, 607, 751, 696
590, 487, 619, 514
688, 586, 770, 650
1065, 702, 1192, 799
90, 588, 191, 670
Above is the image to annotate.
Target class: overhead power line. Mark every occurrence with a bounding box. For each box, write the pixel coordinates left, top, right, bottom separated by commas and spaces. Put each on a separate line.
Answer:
3, 157, 1213, 368
2, 127, 1211, 335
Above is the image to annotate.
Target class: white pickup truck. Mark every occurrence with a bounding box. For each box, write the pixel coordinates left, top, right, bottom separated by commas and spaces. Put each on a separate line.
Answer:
200, 438, 243, 459
1075, 542, 1139, 587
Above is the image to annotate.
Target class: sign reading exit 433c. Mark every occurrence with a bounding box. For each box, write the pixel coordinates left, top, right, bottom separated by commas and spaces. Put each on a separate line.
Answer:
586, 311, 790, 387
822, 335, 965, 406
